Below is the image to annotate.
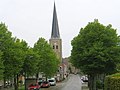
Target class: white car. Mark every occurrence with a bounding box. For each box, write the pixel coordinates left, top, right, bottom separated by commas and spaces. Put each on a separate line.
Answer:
48, 78, 56, 86
81, 75, 88, 82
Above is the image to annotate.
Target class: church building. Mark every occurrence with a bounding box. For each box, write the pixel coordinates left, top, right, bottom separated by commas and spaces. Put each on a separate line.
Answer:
49, 3, 62, 63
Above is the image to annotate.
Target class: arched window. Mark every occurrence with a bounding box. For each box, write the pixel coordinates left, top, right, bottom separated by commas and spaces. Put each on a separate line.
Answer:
53, 45, 55, 49
56, 45, 58, 49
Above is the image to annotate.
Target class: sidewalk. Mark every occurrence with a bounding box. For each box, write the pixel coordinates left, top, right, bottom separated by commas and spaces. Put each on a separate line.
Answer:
0, 85, 14, 90
81, 82, 89, 90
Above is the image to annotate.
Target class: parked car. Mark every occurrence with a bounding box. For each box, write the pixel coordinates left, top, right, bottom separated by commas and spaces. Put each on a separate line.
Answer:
41, 81, 50, 88
38, 80, 43, 86
81, 75, 88, 82
48, 78, 56, 86
28, 83, 40, 90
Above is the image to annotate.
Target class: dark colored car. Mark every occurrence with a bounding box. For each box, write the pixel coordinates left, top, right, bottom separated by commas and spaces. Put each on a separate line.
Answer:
38, 80, 43, 86
28, 83, 40, 90
41, 81, 50, 88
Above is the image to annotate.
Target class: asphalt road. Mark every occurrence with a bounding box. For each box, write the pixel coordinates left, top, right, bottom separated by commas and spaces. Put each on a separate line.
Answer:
1, 74, 82, 90
42, 74, 82, 90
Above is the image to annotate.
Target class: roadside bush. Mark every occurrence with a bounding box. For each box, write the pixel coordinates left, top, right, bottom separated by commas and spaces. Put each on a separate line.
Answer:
96, 80, 103, 89
104, 73, 120, 90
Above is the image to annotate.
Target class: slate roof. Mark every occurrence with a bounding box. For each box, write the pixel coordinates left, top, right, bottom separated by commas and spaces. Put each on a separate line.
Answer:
51, 3, 60, 39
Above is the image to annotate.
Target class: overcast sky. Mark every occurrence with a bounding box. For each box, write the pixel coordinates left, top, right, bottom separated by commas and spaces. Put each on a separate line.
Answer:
0, 0, 120, 58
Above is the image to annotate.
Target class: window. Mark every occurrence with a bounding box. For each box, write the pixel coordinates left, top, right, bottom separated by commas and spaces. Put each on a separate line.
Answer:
56, 45, 58, 49
53, 45, 55, 49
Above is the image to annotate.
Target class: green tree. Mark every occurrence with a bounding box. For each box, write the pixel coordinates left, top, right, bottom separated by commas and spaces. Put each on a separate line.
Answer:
5, 38, 28, 90
23, 47, 39, 77
116, 39, 120, 72
0, 22, 31, 90
0, 23, 13, 85
71, 19, 120, 90
0, 23, 12, 51
34, 38, 59, 80
22, 47, 39, 90
0, 51, 4, 80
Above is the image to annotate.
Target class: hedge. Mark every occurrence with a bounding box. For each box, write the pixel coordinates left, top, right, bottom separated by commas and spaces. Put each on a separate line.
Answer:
104, 73, 120, 90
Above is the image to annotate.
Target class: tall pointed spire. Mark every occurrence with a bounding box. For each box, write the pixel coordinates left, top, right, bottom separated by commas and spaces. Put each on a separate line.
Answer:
49, 2, 62, 62
51, 2, 60, 39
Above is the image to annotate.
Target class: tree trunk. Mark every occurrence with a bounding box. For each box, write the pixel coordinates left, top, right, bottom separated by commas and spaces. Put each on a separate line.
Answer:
3, 77, 6, 88
88, 75, 90, 88
24, 73, 27, 90
89, 74, 93, 90
14, 74, 18, 90
17, 74, 19, 89
89, 74, 97, 90
93, 75, 97, 90
36, 73, 39, 82
45, 76, 48, 81
102, 74, 106, 90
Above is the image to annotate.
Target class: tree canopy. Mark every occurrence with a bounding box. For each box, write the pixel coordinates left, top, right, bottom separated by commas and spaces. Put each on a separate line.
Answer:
71, 19, 120, 75
71, 19, 120, 90
0, 23, 13, 79
0, 51, 4, 80
23, 47, 39, 77
0, 22, 60, 90
34, 38, 59, 77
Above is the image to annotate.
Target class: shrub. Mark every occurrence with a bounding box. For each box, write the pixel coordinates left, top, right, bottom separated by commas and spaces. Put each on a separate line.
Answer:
104, 73, 120, 90
96, 80, 104, 89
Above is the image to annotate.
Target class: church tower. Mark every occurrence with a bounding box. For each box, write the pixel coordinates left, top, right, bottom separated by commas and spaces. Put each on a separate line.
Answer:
49, 3, 62, 63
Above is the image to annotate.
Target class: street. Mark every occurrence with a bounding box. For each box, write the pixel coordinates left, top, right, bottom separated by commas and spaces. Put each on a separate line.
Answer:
42, 74, 82, 90
1, 74, 83, 90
